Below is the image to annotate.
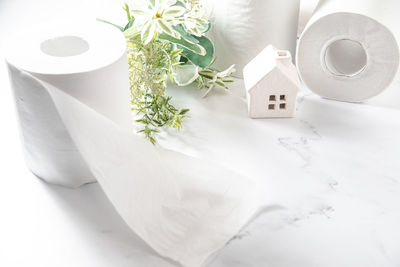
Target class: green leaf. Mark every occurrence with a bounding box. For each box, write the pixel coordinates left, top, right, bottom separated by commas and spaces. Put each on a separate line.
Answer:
124, 25, 141, 39
200, 22, 211, 34
215, 80, 228, 89
179, 108, 190, 115
217, 64, 236, 77
123, 3, 133, 21
174, 1, 185, 7
170, 48, 184, 58
180, 56, 189, 64
203, 84, 215, 97
159, 33, 205, 55
173, 25, 199, 44
174, 64, 199, 86
96, 18, 124, 32
123, 19, 135, 31
182, 35, 214, 68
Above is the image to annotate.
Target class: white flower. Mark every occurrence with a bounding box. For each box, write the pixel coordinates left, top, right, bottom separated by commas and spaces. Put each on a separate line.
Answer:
181, 7, 209, 37
133, 0, 187, 44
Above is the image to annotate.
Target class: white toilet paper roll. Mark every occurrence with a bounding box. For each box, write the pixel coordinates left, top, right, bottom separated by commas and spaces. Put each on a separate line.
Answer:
202, 0, 300, 78
5, 22, 131, 187
298, 0, 319, 37
5, 21, 262, 267
297, 0, 400, 102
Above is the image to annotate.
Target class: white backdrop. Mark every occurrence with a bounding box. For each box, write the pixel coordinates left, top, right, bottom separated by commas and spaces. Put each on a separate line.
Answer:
1, 1, 400, 267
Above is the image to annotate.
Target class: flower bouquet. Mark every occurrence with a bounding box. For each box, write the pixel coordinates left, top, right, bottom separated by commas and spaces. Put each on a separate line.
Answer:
99, 0, 235, 143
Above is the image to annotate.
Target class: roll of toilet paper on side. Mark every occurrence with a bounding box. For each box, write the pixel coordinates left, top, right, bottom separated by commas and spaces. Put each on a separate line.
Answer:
297, 0, 400, 102
5, 21, 262, 267
5, 22, 132, 187
202, 0, 300, 78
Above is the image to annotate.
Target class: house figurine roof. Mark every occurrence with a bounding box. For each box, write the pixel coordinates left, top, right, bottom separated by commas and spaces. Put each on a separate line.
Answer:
242, 45, 302, 118
243, 45, 301, 93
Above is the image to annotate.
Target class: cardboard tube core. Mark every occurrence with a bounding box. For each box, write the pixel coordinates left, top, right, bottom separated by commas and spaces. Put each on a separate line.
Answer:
41, 36, 89, 57
324, 39, 367, 77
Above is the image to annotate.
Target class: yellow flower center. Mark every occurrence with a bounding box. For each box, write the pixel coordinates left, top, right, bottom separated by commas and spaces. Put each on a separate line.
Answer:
155, 12, 162, 18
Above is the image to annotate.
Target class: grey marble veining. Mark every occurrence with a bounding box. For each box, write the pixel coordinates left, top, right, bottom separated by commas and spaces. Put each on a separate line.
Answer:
2, 78, 399, 267
159, 81, 400, 267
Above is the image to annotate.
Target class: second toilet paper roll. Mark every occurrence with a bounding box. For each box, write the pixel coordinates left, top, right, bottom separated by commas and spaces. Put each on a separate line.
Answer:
297, 0, 400, 102
5, 21, 262, 267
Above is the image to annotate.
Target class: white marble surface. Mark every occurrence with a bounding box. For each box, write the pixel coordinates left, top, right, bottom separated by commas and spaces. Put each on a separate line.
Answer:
1, 0, 400, 266
163, 81, 400, 267
2, 79, 400, 267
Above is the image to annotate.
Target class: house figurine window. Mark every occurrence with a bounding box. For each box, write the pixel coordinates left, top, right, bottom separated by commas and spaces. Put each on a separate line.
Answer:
268, 94, 287, 110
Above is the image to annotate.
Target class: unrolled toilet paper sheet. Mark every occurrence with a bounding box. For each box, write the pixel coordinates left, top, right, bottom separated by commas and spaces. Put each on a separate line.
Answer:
5, 22, 263, 267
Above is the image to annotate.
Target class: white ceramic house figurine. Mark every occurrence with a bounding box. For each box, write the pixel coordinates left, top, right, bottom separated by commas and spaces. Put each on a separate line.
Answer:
243, 45, 301, 118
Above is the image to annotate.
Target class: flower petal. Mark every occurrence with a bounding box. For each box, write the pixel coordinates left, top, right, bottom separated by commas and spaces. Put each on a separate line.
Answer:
164, 6, 186, 18
157, 19, 174, 36
141, 21, 157, 45
132, 9, 151, 16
